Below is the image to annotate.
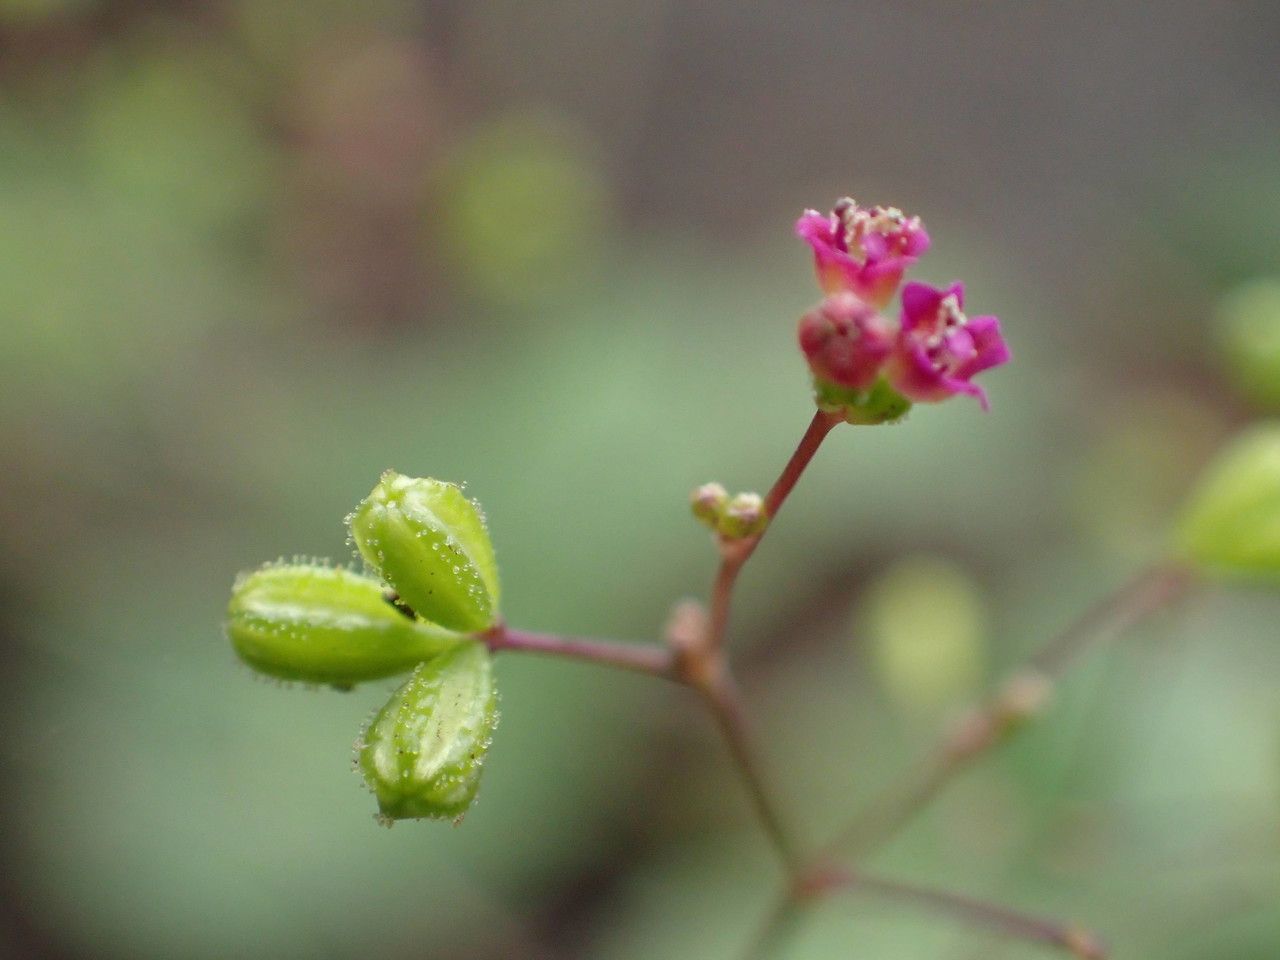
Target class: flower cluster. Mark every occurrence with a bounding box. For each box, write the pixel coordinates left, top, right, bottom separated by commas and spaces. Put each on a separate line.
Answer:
796, 198, 1009, 422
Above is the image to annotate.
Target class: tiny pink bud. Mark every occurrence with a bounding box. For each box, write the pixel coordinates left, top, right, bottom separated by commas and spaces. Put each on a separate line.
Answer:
718, 492, 768, 539
798, 292, 895, 392
690, 482, 729, 528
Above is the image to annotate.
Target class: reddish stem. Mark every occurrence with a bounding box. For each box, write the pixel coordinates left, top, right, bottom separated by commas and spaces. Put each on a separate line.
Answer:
825, 561, 1197, 860
484, 626, 674, 678
695, 668, 802, 871
706, 409, 840, 655
815, 868, 1108, 959
763, 408, 841, 518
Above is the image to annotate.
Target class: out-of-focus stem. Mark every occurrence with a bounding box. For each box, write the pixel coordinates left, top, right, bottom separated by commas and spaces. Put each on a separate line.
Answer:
744, 896, 806, 960
693, 666, 802, 871
824, 561, 1197, 860
812, 868, 1108, 959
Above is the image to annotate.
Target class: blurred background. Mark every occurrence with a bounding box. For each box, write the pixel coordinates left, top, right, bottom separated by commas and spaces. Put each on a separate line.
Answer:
1, 1, 1279, 957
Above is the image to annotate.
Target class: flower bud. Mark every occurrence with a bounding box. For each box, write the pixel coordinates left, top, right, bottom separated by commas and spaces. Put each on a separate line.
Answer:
358, 641, 499, 821
690, 482, 729, 528
718, 492, 768, 539
349, 472, 500, 633
226, 563, 459, 688
798, 292, 894, 392
1176, 424, 1280, 579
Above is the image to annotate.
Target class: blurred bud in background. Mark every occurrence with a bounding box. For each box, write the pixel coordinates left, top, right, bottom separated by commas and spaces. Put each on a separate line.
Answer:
1216, 278, 1280, 411
859, 555, 987, 717
1177, 423, 1280, 580
433, 113, 610, 310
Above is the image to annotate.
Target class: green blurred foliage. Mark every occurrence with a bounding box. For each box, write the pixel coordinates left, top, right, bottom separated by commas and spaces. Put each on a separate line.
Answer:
0, 43, 271, 412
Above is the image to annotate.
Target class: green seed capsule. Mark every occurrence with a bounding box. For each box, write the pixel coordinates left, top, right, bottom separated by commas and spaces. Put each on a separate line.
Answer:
348, 472, 501, 633
358, 641, 498, 821
227, 563, 459, 688
1177, 424, 1280, 579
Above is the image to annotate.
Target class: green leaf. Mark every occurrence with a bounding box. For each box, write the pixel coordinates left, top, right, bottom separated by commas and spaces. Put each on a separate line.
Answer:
226, 563, 460, 688
348, 472, 501, 633
358, 641, 499, 822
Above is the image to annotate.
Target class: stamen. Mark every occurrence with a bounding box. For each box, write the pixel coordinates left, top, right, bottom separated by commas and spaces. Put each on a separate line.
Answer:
938, 294, 967, 329
835, 198, 865, 258
831, 199, 921, 262
867, 206, 906, 230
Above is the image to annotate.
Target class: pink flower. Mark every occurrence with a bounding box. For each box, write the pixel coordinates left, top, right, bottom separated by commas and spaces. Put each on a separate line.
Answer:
795, 198, 930, 308
887, 281, 1010, 410
797, 292, 895, 391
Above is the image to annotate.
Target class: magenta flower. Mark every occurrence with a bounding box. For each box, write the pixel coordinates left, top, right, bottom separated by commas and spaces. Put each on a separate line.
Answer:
797, 292, 895, 391
795, 198, 930, 308
887, 281, 1010, 410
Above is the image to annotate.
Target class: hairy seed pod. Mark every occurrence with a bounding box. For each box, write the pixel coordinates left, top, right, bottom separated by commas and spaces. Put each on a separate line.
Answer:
349, 472, 500, 633
358, 641, 498, 821
226, 564, 460, 688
